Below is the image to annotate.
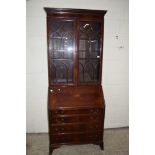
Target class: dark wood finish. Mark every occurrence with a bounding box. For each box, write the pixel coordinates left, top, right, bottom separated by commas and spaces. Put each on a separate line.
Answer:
44, 8, 106, 155
44, 8, 107, 16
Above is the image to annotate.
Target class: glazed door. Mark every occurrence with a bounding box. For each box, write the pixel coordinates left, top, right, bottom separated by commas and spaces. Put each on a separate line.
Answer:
48, 19, 76, 85
78, 21, 103, 84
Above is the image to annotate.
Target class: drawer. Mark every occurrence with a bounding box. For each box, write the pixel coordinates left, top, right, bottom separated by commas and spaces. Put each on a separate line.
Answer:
50, 114, 103, 124
51, 122, 103, 133
50, 131, 103, 144
86, 132, 103, 141
50, 108, 103, 116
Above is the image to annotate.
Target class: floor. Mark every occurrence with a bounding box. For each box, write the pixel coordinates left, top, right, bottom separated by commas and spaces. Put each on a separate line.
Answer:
26, 128, 129, 155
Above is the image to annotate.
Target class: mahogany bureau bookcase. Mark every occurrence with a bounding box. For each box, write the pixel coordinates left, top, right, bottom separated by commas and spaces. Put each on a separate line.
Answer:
44, 8, 107, 154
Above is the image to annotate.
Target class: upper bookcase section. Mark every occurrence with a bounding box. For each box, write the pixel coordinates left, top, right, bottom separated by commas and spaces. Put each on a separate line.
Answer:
44, 8, 107, 86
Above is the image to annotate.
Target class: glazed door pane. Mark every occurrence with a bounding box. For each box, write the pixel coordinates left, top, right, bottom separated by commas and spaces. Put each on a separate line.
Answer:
49, 20, 74, 84
78, 21, 102, 83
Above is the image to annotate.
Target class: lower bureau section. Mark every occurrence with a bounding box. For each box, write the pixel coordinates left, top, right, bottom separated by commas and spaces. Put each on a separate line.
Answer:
48, 107, 105, 154
50, 131, 103, 144
48, 103, 105, 155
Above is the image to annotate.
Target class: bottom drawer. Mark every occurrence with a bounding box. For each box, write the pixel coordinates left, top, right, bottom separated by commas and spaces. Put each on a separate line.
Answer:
51, 122, 103, 133
50, 131, 103, 144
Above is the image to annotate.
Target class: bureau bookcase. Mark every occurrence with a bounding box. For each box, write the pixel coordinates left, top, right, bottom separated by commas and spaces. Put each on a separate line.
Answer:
44, 8, 107, 154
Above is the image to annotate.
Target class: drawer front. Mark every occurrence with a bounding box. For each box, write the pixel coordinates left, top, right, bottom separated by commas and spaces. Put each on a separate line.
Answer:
50, 114, 103, 124
51, 122, 103, 133
86, 132, 103, 141
50, 108, 103, 116
50, 131, 103, 144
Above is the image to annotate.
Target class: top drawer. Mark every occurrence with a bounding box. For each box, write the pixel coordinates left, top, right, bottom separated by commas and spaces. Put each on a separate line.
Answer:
50, 108, 104, 116
50, 113, 103, 124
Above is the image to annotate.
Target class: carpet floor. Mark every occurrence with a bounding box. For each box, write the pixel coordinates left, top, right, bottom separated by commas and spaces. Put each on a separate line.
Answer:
26, 128, 129, 155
